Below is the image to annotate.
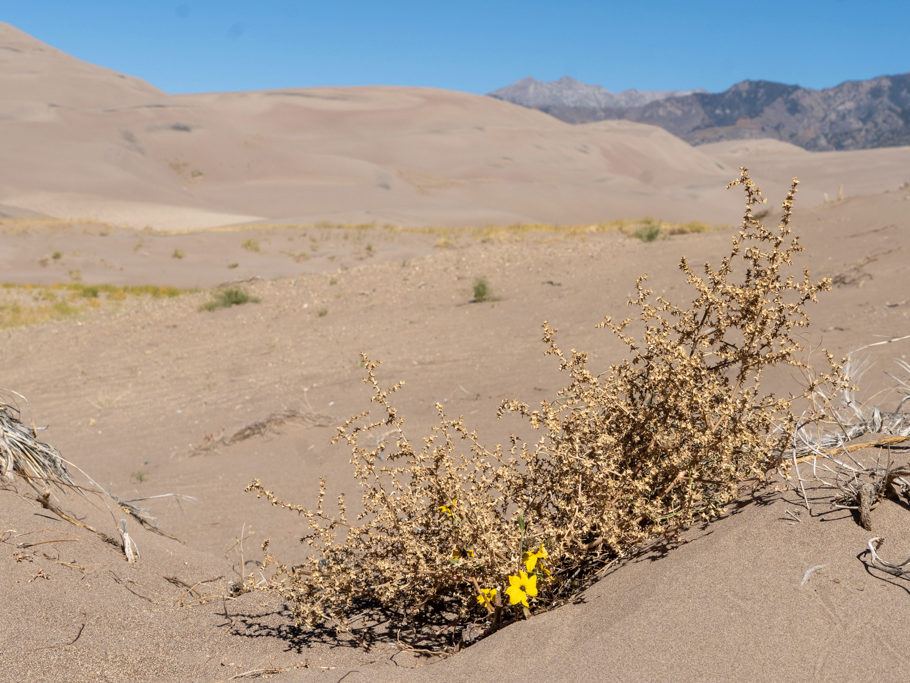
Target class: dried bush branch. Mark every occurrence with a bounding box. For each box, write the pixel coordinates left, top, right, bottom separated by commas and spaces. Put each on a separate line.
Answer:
864, 537, 910, 578
789, 339, 910, 530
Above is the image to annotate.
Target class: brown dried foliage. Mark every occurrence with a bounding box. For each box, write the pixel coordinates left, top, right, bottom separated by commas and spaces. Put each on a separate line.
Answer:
246, 169, 845, 644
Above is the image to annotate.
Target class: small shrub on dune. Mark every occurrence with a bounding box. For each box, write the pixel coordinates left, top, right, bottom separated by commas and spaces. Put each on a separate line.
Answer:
471, 277, 495, 303
200, 288, 259, 311
246, 169, 846, 648
633, 223, 662, 242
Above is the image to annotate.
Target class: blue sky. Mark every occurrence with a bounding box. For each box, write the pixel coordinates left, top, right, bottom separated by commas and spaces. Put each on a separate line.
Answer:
4, 1, 907, 95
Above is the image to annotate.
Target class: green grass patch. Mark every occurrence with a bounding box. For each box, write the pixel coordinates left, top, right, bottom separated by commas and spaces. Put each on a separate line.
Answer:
200, 288, 260, 312
633, 224, 662, 242
471, 277, 499, 303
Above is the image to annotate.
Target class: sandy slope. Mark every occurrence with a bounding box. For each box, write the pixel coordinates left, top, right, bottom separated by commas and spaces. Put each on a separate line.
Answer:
2, 20, 910, 682
702, 139, 910, 206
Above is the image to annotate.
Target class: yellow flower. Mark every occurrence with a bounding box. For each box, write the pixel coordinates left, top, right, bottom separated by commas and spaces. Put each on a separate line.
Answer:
476, 587, 497, 606
438, 499, 457, 517
504, 571, 538, 607
523, 542, 548, 573
450, 548, 475, 561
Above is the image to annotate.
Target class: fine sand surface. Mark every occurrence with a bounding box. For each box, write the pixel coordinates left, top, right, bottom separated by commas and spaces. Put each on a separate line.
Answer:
2, 188, 910, 681
3, 20, 910, 682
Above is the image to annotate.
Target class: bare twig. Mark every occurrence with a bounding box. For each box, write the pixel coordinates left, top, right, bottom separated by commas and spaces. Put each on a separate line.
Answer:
36, 490, 120, 548
228, 668, 287, 680
864, 537, 910, 577
794, 435, 910, 463
28, 620, 86, 651
17, 538, 80, 549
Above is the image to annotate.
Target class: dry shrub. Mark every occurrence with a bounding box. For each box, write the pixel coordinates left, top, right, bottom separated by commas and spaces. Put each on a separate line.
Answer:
247, 169, 845, 647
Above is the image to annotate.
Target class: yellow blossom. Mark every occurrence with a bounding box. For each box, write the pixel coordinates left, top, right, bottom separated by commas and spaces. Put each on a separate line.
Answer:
476, 587, 497, 606
504, 571, 538, 607
438, 499, 457, 517
450, 548, 475, 561
523, 542, 548, 573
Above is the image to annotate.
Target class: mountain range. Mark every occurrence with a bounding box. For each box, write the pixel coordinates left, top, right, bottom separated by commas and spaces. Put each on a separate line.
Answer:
489, 74, 910, 151
488, 76, 705, 110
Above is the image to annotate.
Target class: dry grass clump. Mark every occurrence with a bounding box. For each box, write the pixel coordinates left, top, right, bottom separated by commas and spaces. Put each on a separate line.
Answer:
0, 394, 180, 556
246, 169, 845, 648
0, 400, 73, 486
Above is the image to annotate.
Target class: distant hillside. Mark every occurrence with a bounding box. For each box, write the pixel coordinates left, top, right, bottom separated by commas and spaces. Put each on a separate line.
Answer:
490, 74, 910, 151
0, 22, 163, 112
489, 76, 703, 112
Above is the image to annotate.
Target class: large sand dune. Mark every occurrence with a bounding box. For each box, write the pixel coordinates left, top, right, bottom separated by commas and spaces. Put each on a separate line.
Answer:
3, 21, 909, 232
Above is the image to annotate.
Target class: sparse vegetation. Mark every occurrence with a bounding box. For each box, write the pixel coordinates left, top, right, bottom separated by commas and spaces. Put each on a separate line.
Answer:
246, 170, 846, 648
632, 223, 662, 242
242, 238, 260, 252
283, 250, 310, 262
199, 288, 260, 311
183, 217, 726, 246
471, 277, 495, 303
172, 248, 184, 259
0, 282, 187, 328
317, 307, 328, 317
169, 159, 204, 180
623, 217, 715, 242
0, 300, 80, 328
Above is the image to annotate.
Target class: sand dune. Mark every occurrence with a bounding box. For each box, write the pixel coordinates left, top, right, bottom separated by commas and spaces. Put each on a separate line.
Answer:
4, 21, 909, 231
0, 23, 163, 112
702, 139, 910, 205
1, 74, 742, 226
